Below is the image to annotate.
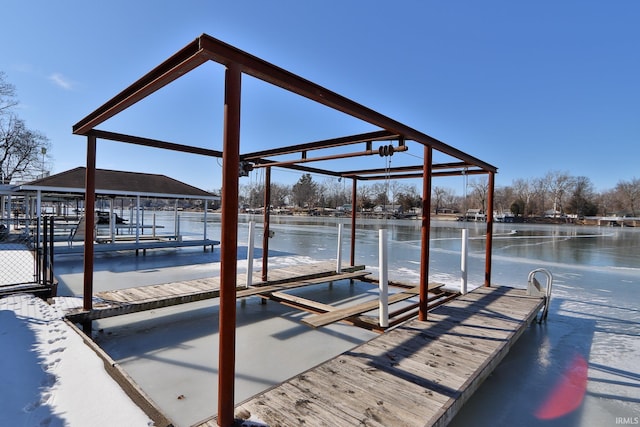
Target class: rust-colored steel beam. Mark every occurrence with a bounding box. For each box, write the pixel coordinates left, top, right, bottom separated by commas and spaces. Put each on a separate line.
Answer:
73, 41, 209, 135
432, 168, 487, 177
252, 160, 343, 178
241, 130, 396, 160
419, 146, 432, 321
356, 172, 426, 181
484, 171, 495, 287
262, 167, 271, 282
88, 129, 223, 157
218, 64, 241, 427
251, 144, 408, 169
355, 168, 489, 181
350, 178, 357, 267
341, 165, 424, 176
82, 135, 97, 333
340, 162, 473, 177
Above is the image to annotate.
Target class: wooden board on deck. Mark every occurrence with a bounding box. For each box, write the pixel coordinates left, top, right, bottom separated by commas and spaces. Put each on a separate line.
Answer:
302, 282, 444, 328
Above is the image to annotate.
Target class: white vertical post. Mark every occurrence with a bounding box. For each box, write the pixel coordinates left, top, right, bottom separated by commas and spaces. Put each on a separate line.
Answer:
34, 191, 41, 245
135, 195, 140, 243
203, 200, 208, 240
336, 223, 343, 273
176, 215, 181, 242
109, 203, 115, 241
174, 201, 178, 237
379, 229, 389, 328
152, 213, 157, 237
110, 212, 116, 243
246, 221, 255, 288
7, 196, 12, 230
461, 228, 469, 294
129, 203, 133, 233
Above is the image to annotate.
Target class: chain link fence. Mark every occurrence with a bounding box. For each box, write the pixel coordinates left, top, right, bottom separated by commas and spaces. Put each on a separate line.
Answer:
0, 217, 56, 296
0, 227, 36, 286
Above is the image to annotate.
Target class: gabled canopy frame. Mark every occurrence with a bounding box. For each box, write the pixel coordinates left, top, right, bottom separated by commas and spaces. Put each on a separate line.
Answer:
72, 34, 496, 426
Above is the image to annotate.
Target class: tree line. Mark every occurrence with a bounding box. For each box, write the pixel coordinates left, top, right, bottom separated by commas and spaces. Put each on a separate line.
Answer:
241, 171, 640, 218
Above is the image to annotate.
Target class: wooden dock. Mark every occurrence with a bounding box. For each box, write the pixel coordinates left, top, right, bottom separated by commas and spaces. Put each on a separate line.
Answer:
54, 237, 219, 256
64, 262, 370, 323
196, 285, 544, 427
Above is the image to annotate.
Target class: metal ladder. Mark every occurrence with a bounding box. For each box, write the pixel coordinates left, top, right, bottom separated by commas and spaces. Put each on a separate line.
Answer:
527, 268, 553, 322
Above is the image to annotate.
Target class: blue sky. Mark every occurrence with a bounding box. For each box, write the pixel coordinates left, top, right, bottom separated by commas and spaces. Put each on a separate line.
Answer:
1, 1, 638, 193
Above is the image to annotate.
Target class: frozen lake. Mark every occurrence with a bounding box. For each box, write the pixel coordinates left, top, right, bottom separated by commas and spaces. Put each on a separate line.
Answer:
54, 213, 640, 426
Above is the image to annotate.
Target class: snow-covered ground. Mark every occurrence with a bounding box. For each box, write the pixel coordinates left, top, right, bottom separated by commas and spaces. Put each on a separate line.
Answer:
0, 294, 152, 427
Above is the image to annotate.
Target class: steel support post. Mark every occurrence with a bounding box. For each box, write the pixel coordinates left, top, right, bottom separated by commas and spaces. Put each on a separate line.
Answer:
419, 146, 432, 321
262, 166, 271, 282
82, 135, 97, 334
484, 171, 495, 287
218, 63, 241, 427
350, 178, 357, 266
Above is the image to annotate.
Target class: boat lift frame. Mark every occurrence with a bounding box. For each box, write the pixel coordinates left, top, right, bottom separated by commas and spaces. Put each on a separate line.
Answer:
72, 34, 497, 427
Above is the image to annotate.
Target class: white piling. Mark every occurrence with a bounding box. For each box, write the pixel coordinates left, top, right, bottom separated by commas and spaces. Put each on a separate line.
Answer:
109, 205, 115, 243
135, 195, 140, 243
378, 229, 389, 328
152, 213, 156, 237
174, 203, 178, 237
336, 223, 343, 273
246, 221, 255, 288
461, 228, 468, 294
203, 200, 208, 240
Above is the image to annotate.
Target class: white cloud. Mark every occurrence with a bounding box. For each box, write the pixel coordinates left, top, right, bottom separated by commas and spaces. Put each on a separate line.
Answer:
49, 73, 74, 90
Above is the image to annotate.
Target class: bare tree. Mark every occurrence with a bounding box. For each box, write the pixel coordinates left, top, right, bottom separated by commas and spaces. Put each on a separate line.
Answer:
545, 170, 573, 216
432, 186, 456, 213
615, 178, 640, 216
567, 176, 597, 217
1, 115, 50, 183
0, 72, 18, 113
512, 178, 534, 216
0, 72, 51, 183
494, 185, 515, 215
468, 178, 489, 212
396, 185, 420, 212
270, 183, 290, 208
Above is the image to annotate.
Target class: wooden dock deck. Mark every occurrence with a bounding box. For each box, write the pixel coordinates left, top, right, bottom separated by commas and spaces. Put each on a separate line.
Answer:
54, 237, 219, 256
64, 261, 370, 323
196, 285, 544, 427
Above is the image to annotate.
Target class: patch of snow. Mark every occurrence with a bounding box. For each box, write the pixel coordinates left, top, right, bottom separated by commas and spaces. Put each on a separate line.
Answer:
0, 294, 153, 427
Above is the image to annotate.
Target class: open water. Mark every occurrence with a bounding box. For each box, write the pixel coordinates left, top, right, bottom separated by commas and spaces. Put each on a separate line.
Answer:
54, 212, 640, 426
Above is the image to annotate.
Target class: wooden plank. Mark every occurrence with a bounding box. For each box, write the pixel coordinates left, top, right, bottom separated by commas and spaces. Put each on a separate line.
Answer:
290, 367, 406, 427
366, 332, 486, 379
302, 282, 444, 328
267, 291, 336, 313
320, 355, 448, 418
236, 269, 369, 298
238, 381, 363, 427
